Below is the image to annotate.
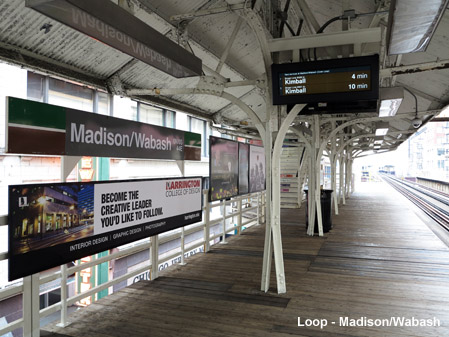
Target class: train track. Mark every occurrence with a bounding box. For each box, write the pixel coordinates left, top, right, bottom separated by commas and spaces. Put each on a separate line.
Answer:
382, 175, 449, 232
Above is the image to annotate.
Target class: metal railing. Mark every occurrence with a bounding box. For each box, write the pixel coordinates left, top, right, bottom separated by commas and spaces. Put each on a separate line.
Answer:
0, 190, 265, 337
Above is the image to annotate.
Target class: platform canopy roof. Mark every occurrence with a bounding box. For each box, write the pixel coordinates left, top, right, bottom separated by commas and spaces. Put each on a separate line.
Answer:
1, 0, 448, 156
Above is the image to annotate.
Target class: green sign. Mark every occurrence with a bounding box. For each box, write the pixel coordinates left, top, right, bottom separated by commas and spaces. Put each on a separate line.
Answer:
6, 97, 201, 161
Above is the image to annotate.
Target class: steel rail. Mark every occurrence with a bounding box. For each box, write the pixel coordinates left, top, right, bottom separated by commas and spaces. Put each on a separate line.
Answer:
382, 175, 449, 231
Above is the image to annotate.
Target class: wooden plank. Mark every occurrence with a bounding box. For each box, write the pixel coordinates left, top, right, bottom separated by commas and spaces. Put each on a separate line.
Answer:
43, 181, 449, 337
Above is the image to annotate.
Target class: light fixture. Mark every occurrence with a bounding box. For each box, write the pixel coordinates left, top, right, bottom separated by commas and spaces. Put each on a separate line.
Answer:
387, 0, 449, 54
379, 87, 404, 117
375, 128, 388, 136
411, 116, 422, 128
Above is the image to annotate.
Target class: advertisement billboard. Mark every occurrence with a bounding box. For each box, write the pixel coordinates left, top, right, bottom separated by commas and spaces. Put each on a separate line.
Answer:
8, 177, 202, 281
6, 97, 201, 161
249, 145, 266, 193
209, 136, 239, 202
238, 143, 249, 195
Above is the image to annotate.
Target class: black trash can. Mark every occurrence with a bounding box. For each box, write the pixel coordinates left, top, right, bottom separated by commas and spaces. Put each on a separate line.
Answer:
304, 189, 333, 233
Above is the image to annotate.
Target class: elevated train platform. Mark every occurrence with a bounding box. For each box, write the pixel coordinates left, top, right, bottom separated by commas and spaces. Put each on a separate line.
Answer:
2, 1, 449, 336
43, 182, 449, 337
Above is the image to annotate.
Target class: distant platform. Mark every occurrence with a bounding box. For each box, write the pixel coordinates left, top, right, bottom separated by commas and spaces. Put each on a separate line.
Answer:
43, 181, 449, 336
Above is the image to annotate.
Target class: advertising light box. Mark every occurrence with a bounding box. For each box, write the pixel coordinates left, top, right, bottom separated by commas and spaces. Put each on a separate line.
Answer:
238, 143, 249, 195
8, 177, 202, 281
271, 54, 379, 105
249, 145, 266, 193
209, 137, 239, 202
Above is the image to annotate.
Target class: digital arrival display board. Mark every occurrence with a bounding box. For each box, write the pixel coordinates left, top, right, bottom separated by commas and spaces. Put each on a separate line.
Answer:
272, 54, 379, 106
8, 177, 202, 281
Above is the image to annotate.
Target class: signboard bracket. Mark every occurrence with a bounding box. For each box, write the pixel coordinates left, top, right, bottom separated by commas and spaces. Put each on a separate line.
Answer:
61, 156, 82, 181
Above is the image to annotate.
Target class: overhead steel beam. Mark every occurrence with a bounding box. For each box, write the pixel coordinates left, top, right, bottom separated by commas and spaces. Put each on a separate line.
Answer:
170, 3, 246, 22
292, 0, 319, 34
224, 79, 264, 88
210, 125, 261, 139
291, 124, 312, 136
132, 94, 214, 121
268, 27, 381, 52
395, 82, 443, 104
0, 41, 106, 90
136, 0, 253, 82
430, 117, 449, 122
127, 87, 265, 137
380, 59, 449, 77
216, 17, 244, 74
390, 54, 402, 86
26, 0, 202, 78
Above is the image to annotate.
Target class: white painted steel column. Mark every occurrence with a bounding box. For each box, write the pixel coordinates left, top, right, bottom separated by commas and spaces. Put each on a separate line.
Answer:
60, 156, 81, 181
345, 152, 351, 199
261, 121, 273, 292
177, 160, 187, 264
350, 157, 355, 194
23, 276, 32, 337
57, 265, 68, 327
313, 116, 324, 236
58, 156, 79, 327
270, 104, 306, 293
180, 227, 186, 265
261, 193, 266, 223
262, 104, 306, 293
296, 148, 306, 208
237, 197, 243, 233
23, 274, 40, 337
150, 235, 159, 280
221, 200, 228, 244
340, 151, 346, 205
331, 122, 339, 215
348, 155, 354, 195
203, 190, 211, 252
307, 142, 316, 236
255, 193, 260, 225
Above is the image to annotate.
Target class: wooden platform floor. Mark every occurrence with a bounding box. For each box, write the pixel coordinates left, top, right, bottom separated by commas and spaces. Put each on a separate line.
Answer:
44, 181, 449, 336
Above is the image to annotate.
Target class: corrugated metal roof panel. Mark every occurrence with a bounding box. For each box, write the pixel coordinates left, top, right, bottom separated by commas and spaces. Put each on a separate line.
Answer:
0, 0, 448, 135
0, 0, 131, 78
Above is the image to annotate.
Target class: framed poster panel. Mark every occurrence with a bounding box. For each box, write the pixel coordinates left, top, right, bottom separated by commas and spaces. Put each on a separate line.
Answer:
249, 145, 266, 193
209, 136, 239, 202
8, 177, 202, 281
238, 142, 249, 195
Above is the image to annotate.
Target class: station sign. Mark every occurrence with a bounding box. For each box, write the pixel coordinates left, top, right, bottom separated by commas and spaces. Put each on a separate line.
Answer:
8, 176, 202, 281
25, 0, 202, 78
6, 97, 201, 161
